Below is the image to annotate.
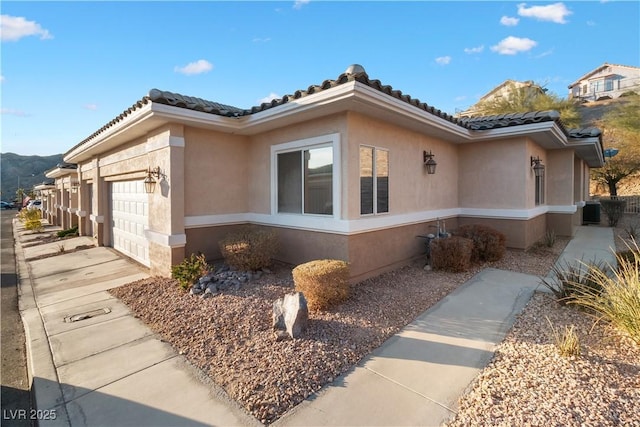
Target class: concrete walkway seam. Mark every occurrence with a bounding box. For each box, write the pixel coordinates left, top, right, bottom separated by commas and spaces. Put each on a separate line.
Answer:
14, 220, 72, 426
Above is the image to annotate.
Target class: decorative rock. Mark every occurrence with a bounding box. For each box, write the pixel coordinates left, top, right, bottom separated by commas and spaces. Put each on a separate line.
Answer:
272, 292, 309, 340
190, 286, 203, 295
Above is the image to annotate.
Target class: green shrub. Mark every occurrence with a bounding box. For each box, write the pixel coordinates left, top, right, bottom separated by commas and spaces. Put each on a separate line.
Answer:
171, 253, 211, 291
430, 236, 473, 272
541, 258, 609, 306
599, 199, 626, 227
569, 245, 640, 345
219, 227, 279, 271
292, 259, 350, 311
57, 226, 79, 238
546, 317, 581, 358
456, 224, 506, 262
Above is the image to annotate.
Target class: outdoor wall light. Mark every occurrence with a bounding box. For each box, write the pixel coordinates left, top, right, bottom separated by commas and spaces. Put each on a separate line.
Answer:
71, 179, 79, 193
531, 156, 545, 177
144, 166, 162, 194
423, 150, 437, 175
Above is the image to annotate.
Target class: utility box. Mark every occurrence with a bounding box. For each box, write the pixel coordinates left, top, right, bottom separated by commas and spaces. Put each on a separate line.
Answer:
583, 201, 601, 225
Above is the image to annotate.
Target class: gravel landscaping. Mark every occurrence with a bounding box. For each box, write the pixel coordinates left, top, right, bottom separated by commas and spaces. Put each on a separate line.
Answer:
109, 217, 640, 425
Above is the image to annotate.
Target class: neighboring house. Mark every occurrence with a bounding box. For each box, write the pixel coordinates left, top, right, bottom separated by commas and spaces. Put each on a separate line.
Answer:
457, 80, 545, 117
41, 163, 79, 231
53, 64, 603, 281
568, 63, 640, 102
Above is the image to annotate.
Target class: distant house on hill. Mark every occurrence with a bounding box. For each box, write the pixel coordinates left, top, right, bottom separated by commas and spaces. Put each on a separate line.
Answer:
457, 80, 546, 117
568, 63, 640, 102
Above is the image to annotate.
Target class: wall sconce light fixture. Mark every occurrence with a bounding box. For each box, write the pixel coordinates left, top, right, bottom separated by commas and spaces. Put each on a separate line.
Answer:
144, 166, 162, 194
531, 156, 545, 177
423, 150, 437, 175
71, 179, 79, 193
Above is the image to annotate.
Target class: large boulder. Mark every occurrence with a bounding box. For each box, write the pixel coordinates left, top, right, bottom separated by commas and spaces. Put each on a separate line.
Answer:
272, 292, 309, 340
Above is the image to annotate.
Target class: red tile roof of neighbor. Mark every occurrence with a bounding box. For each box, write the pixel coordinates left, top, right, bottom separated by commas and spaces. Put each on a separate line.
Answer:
72, 64, 601, 152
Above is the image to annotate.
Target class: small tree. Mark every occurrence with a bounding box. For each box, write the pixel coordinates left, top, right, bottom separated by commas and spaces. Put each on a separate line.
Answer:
470, 81, 582, 128
591, 96, 640, 196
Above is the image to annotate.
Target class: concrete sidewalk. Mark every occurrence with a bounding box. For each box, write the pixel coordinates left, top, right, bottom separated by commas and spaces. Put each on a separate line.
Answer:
15, 220, 259, 427
16, 221, 616, 427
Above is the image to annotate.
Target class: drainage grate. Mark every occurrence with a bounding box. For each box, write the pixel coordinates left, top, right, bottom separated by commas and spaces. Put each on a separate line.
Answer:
64, 307, 111, 323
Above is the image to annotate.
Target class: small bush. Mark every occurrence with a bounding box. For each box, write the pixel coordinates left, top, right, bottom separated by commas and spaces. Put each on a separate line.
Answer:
430, 236, 473, 272
546, 317, 581, 358
57, 226, 79, 238
599, 199, 626, 227
19, 209, 43, 232
456, 224, 506, 262
541, 230, 557, 248
172, 253, 211, 291
219, 227, 279, 271
541, 258, 609, 306
569, 244, 640, 345
292, 259, 349, 311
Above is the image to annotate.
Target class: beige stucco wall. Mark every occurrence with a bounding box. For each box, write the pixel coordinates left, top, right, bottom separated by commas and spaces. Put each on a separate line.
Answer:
247, 113, 349, 215
459, 139, 529, 209
457, 215, 546, 249
184, 127, 249, 216
345, 112, 458, 217
547, 149, 574, 206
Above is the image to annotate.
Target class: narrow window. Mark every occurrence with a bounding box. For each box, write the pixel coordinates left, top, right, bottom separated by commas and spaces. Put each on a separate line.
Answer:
535, 174, 545, 206
360, 146, 389, 215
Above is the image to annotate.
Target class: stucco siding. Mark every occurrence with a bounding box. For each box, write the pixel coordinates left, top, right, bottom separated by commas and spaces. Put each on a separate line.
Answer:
183, 127, 250, 216
459, 139, 529, 209
547, 149, 574, 206
346, 112, 458, 218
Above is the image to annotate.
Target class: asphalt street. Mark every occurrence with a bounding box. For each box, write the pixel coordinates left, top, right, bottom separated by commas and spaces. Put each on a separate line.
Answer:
1, 208, 33, 426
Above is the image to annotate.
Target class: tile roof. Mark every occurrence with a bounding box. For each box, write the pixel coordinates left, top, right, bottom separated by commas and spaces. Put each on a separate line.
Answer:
72, 64, 601, 152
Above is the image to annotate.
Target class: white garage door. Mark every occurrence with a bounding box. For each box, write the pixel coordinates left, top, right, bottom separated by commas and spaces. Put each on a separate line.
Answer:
110, 180, 149, 266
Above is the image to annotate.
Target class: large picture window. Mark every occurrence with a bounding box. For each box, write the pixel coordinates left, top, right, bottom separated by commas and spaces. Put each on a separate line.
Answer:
277, 146, 333, 215
360, 146, 389, 215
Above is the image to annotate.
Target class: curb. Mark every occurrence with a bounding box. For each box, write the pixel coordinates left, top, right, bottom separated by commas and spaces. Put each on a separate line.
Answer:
14, 219, 71, 426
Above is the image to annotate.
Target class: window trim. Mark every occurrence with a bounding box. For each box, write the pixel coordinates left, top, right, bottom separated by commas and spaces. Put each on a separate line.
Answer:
270, 133, 341, 219
359, 145, 390, 216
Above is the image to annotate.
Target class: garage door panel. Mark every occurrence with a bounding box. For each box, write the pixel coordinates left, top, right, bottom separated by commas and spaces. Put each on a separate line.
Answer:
110, 180, 149, 267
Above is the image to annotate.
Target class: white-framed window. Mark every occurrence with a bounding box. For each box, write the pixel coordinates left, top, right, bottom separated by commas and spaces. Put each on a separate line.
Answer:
360, 146, 389, 215
271, 133, 341, 217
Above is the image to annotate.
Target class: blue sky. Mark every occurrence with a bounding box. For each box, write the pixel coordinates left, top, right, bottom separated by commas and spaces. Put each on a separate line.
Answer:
2, 1, 639, 156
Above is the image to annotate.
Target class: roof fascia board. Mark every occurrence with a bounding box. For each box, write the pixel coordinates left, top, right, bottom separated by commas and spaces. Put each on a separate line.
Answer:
65, 102, 154, 163
466, 121, 564, 144
150, 103, 245, 132
351, 82, 471, 140
239, 81, 359, 130
45, 167, 77, 179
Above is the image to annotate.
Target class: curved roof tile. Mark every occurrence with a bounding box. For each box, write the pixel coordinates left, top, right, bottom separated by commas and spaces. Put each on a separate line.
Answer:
71, 66, 601, 153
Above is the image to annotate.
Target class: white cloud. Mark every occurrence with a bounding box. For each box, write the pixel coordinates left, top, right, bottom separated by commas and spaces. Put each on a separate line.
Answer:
1, 108, 29, 117
84, 104, 98, 111
500, 16, 520, 26
293, 0, 310, 10
491, 36, 537, 55
454, 95, 467, 102
587, 20, 596, 26
258, 92, 280, 105
464, 45, 484, 54
174, 59, 214, 75
535, 49, 554, 58
435, 56, 451, 65
0, 75, 4, 83
252, 37, 271, 43
517, 2, 572, 24
1, 15, 53, 42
